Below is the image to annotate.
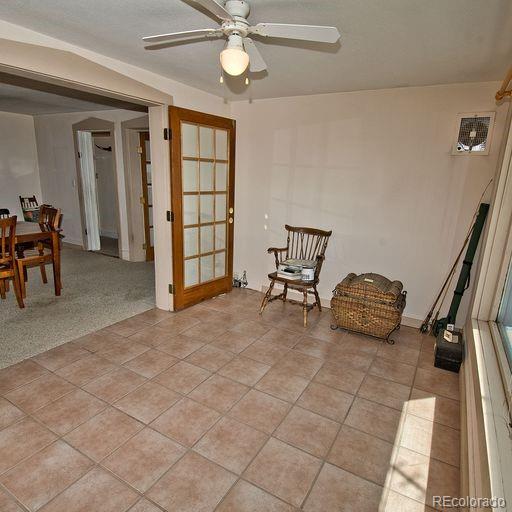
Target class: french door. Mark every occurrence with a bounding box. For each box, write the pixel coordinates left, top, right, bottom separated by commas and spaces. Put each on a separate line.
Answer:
169, 106, 235, 310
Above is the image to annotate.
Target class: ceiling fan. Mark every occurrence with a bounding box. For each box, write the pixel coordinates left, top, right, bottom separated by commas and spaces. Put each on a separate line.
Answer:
143, 0, 341, 77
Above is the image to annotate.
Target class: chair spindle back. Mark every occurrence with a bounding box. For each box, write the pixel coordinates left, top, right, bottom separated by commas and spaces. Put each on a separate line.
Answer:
0, 209, 10, 219
19, 196, 40, 222
285, 225, 332, 260
19, 196, 38, 210
284, 225, 332, 277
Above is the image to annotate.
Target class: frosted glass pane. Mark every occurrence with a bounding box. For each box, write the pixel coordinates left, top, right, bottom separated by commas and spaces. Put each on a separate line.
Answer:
200, 225, 214, 253
200, 162, 214, 191
215, 252, 226, 278
201, 254, 214, 282
215, 223, 226, 250
200, 195, 214, 224
184, 227, 198, 257
215, 130, 228, 159
182, 123, 198, 157
215, 163, 227, 191
147, 185, 152, 206
149, 227, 154, 246
183, 195, 198, 226
185, 258, 199, 287
144, 139, 151, 161
200, 127, 214, 158
146, 164, 152, 184
148, 206, 153, 226
215, 194, 227, 221
182, 160, 198, 192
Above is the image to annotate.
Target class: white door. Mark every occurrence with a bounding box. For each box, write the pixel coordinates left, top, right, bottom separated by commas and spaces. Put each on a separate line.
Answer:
77, 130, 101, 251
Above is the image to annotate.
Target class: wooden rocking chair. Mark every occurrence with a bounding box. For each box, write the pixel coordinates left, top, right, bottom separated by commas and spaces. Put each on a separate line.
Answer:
260, 225, 332, 327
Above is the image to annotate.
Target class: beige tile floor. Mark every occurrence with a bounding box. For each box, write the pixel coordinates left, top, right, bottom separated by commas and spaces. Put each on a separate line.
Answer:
0, 288, 460, 512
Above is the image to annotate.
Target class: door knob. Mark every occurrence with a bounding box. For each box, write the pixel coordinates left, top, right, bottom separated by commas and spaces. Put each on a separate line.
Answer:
228, 217, 233, 224
229, 207, 234, 214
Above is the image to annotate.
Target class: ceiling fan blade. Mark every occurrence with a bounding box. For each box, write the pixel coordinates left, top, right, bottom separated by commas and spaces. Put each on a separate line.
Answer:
250, 23, 340, 43
243, 38, 267, 72
190, 0, 234, 21
142, 28, 221, 43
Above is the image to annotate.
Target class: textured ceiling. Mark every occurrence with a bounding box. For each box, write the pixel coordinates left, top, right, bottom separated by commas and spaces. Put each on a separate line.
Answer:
0, 0, 511, 100
0, 83, 116, 114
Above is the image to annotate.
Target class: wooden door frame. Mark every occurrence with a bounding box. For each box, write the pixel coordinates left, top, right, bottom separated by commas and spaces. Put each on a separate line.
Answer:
120, 115, 150, 262
139, 131, 154, 261
169, 106, 236, 310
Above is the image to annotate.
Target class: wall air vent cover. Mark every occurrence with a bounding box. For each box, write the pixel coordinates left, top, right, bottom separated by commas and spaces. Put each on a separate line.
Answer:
452, 112, 495, 155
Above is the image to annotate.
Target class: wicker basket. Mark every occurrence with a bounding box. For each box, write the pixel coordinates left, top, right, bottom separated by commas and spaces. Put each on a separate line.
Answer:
330, 273, 406, 343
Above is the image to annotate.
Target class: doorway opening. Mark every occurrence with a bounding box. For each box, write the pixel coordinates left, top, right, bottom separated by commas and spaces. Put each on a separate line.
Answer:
74, 120, 121, 258
94, 132, 119, 257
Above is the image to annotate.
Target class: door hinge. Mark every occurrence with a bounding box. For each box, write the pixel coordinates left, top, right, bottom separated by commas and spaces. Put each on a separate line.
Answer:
142, 242, 147, 250
166, 211, 174, 222
136, 146, 143, 154
77, 151, 81, 158
169, 283, 174, 294
163, 128, 171, 140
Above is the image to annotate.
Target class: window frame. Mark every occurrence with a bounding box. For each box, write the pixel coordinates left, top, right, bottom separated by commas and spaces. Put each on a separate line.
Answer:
466, 106, 512, 508
475, 123, 512, 408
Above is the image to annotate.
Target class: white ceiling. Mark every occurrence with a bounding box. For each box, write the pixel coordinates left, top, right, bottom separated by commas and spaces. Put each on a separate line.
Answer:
0, 83, 118, 115
0, 0, 511, 101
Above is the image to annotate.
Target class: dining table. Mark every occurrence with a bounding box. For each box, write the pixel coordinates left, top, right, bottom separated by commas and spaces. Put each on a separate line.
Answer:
14, 221, 62, 296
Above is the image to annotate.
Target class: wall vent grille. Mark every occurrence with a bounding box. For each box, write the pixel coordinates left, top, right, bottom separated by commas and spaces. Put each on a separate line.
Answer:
453, 112, 495, 155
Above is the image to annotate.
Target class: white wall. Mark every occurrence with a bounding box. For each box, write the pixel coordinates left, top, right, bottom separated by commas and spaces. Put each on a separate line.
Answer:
231, 82, 509, 323
33, 110, 144, 252
93, 136, 118, 239
0, 111, 41, 217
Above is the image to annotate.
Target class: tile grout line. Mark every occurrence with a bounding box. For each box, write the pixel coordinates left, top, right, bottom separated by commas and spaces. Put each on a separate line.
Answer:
0, 297, 459, 511
130, 315, 321, 509
298, 326, 384, 508
0, 332, 461, 480
1, 338, 461, 473
0, 480, 30, 512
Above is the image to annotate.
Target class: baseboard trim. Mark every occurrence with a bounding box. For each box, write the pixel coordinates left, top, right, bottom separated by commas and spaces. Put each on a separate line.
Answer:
62, 239, 83, 248
257, 283, 421, 329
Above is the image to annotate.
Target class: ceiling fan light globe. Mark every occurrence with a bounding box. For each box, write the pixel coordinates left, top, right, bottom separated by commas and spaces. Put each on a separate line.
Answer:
220, 47, 249, 76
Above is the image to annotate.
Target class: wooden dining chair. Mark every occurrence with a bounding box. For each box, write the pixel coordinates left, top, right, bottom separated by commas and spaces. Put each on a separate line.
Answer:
260, 224, 332, 327
0, 216, 24, 308
1, 210, 13, 293
40, 205, 64, 249
16, 206, 62, 298
19, 195, 39, 222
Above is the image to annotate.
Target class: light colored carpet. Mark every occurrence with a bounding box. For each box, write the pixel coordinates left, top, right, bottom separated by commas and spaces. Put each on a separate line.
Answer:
0, 246, 155, 368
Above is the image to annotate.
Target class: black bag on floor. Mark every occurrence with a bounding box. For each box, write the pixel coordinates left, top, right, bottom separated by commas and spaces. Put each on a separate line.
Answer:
434, 329, 463, 373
